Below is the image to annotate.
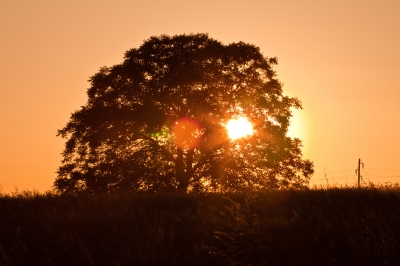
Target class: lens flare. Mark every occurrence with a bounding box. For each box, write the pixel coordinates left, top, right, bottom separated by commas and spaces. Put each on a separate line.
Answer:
172, 117, 203, 149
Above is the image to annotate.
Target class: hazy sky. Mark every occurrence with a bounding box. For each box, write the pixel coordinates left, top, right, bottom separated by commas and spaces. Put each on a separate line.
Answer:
1, 0, 399, 193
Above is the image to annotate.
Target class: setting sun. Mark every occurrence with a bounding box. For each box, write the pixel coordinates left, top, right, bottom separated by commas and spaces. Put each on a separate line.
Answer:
226, 117, 253, 140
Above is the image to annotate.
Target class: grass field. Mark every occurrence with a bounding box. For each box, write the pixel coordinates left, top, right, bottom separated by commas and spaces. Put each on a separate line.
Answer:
1, 185, 400, 265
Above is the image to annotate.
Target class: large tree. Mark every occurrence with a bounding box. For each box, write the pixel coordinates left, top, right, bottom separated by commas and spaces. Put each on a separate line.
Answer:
56, 33, 313, 193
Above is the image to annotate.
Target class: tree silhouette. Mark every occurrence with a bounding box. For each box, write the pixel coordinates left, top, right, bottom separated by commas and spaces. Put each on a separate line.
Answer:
55, 33, 313, 193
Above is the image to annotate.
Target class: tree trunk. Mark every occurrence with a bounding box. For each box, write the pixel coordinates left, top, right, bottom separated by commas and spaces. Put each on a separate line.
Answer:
175, 148, 194, 192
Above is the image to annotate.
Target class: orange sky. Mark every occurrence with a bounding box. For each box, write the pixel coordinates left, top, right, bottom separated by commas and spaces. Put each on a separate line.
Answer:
1, 0, 399, 193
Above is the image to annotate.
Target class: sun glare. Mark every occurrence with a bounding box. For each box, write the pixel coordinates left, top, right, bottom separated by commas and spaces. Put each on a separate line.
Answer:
226, 117, 253, 140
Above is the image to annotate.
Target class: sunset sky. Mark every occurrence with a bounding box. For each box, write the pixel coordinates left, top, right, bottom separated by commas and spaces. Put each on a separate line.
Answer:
1, 0, 399, 193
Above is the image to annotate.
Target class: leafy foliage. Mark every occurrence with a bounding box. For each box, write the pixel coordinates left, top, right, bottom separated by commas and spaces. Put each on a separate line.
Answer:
56, 33, 313, 193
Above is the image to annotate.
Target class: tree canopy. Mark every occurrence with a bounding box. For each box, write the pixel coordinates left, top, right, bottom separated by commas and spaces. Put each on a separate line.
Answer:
55, 33, 314, 193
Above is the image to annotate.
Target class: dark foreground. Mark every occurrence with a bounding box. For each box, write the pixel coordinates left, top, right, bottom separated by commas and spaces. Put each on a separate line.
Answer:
1, 186, 400, 265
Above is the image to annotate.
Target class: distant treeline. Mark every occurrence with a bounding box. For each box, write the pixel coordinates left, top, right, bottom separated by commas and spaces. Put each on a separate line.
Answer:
1, 185, 400, 265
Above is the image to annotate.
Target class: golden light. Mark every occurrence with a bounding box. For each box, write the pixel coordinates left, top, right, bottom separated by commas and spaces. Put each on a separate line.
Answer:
226, 117, 253, 140
172, 117, 204, 149
287, 108, 311, 155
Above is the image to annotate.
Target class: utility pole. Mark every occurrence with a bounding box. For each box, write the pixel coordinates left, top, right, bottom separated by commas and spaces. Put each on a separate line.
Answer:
356, 158, 364, 188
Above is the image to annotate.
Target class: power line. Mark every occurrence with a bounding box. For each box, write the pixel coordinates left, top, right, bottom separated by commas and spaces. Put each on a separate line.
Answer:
364, 168, 400, 172
314, 169, 400, 177
312, 175, 400, 181
362, 175, 400, 179
313, 176, 356, 181
313, 169, 354, 176
310, 162, 400, 186
314, 168, 400, 177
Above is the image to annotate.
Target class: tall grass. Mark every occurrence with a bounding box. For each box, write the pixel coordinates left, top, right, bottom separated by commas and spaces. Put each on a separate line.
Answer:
1, 184, 400, 265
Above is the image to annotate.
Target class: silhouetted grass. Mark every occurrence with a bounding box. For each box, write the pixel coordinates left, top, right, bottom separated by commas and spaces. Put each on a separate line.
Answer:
1, 185, 400, 265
